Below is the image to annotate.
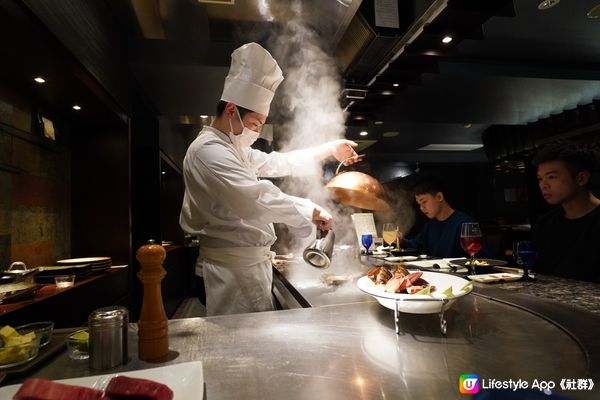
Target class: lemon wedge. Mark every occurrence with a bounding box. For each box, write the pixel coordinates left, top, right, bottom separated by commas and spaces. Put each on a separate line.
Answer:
415, 286, 431, 295
70, 330, 89, 341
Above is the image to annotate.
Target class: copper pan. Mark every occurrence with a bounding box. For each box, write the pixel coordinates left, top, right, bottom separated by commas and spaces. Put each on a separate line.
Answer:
325, 160, 390, 211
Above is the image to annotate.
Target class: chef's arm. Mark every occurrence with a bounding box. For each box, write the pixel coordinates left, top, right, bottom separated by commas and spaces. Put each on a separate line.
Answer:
251, 139, 364, 178
313, 139, 364, 166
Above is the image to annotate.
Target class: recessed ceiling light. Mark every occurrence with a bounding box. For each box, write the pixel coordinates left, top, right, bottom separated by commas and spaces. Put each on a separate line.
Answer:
588, 4, 600, 18
442, 36, 453, 44
392, 83, 399, 87
72, 105, 82, 111
359, 131, 368, 136
463, 123, 472, 128
374, 121, 384, 125
200, 115, 208, 119
353, 115, 365, 120
538, 0, 560, 10
34, 76, 46, 84
381, 90, 394, 96
418, 143, 483, 151
382, 131, 399, 138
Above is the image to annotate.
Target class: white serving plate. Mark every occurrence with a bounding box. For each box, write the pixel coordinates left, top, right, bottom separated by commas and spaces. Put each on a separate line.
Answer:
468, 272, 523, 283
357, 271, 472, 314
370, 250, 388, 258
0, 361, 203, 400
384, 256, 418, 262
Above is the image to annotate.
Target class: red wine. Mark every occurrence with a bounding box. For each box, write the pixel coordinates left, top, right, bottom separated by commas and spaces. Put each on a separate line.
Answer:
461, 236, 483, 255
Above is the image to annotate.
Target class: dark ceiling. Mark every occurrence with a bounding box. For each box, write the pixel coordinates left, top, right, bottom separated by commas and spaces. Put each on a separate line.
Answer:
6, 0, 598, 165
109, 0, 600, 164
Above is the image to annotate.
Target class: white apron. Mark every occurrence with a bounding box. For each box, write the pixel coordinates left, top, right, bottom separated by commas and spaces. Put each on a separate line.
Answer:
199, 246, 275, 316
180, 127, 321, 315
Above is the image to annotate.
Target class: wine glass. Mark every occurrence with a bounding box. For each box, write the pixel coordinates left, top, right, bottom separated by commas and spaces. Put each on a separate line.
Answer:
382, 223, 397, 250
361, 233, 373, 255
515, 240, 535, 281
460, 222, 483, 274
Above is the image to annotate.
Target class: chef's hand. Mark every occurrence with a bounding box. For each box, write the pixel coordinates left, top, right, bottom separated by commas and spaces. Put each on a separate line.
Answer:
312, 205, 333, 231
330, 139, 364, 166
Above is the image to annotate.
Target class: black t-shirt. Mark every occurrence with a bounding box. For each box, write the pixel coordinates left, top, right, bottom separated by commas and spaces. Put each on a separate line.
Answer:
533, 205, 600, 282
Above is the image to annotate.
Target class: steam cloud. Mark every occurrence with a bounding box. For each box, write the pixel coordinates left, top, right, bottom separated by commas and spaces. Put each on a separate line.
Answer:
238, 3, 416, 263
267, 2, 357, 253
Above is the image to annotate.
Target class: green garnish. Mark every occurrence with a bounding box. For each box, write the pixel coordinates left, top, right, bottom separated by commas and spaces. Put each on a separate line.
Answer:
415, 286, 431, 295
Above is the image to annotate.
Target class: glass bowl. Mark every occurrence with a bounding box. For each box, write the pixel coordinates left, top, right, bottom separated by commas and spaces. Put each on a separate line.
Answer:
0, 329, 42, 368
15, 321, 54, 347
66, 329, 89, 360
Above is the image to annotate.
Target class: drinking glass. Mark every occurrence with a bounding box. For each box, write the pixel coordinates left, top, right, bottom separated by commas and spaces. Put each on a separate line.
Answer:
460, 222, 483, 273
515, 240, 535, 281
382, 223, 397, 249
361, 233, 373, 255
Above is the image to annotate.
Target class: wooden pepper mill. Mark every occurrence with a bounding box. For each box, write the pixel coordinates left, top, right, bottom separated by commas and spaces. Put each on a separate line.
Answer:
136, 239, 168, 361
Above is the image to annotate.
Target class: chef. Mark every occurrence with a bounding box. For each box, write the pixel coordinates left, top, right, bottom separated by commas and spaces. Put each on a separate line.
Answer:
180, 42, 362, 316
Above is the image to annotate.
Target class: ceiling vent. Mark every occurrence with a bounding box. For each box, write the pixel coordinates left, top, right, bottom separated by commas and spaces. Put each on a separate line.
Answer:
334, 12, 375, 72
341, 86, 368, 109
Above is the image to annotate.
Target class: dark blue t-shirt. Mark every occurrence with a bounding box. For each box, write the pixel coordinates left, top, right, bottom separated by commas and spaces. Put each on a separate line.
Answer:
403, 210, 474, 258
533, 204, 600, 282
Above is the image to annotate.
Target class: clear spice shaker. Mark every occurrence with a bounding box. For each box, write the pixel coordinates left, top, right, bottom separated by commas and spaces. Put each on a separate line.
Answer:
88, 306, 128, 369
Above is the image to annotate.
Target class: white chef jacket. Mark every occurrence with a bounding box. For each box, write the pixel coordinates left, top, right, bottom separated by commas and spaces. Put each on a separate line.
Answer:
179, 126, 324, 315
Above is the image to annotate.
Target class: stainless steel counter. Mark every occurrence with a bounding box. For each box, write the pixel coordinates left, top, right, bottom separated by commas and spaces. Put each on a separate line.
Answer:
4, 252, 600, 399
18, 297, 597, 399
273, 253, 600, 314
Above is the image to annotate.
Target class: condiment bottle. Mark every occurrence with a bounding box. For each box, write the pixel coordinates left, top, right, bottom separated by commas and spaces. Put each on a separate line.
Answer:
89, 306, 128, 369
136, 239, 169, 361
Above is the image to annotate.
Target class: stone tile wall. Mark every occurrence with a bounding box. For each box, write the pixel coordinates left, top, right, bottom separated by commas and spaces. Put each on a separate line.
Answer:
0, 96, 70, 270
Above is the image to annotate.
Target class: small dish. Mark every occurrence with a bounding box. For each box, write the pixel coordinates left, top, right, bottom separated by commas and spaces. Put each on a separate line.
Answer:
371, 251, 388, 258
66, 329, 89, 360
467, 273, 524, 283
384, 256, 418, 262
54, 275, 75, 288
0, 328, 42, 368
448, 258, 508, 267
15, 322, 54, 347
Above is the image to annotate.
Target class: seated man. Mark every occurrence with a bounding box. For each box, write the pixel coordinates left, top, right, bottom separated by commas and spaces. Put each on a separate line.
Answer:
532, 141, 600, 282
399, 176, 476, 258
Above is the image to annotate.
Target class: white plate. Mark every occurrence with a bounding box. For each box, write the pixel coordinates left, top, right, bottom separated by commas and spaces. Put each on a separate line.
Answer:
370, 250, 388, 257
384, 256, 418, 262
468, 272, 523, 283
0, 361, 203, 400
357, 271, 472, 314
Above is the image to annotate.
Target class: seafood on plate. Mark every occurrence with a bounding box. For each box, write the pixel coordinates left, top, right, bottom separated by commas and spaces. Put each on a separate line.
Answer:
366, 266, 435, 295
367, 266, 392, 285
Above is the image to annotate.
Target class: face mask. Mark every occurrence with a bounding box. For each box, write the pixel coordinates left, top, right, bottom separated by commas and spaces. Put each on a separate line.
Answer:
228, 107, 260, 150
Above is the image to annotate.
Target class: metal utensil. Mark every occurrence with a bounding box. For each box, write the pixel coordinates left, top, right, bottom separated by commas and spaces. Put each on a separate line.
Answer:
325, 159, 389, 211
303, 229, 335, 268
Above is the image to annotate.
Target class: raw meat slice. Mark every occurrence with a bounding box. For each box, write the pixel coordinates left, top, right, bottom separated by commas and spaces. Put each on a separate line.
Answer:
104, 375, 174, 400
13, 378, 103, 400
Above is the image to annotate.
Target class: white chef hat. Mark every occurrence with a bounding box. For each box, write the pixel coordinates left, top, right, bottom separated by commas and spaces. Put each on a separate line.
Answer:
220, 42, 284, 116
